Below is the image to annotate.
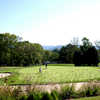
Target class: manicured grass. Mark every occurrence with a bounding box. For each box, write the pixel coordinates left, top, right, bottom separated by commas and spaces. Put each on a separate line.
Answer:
48, 64, 74, 66
0, 64, 100, 85
75, 96, 100, 100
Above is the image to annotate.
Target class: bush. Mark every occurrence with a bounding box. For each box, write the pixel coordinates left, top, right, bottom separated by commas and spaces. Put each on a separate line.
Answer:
0, 96, 16, 100
27, 94, 34, 100
79, 84, 100, 97
19, 96, 27, 100
41, 92, 53, 100
51, 90, 60, 100
60, 85, 78, 99
0, 84, 100, 100
27, 92, 42, 100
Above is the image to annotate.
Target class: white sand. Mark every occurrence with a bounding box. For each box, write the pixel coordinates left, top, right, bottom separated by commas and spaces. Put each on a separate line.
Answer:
0, 73, 11, 78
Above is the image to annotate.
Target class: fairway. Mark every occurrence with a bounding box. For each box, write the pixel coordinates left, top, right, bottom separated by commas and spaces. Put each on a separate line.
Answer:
0, 64, 100, 85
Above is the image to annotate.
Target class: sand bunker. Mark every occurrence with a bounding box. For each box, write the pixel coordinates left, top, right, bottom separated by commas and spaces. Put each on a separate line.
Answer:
0, 73, 11, 78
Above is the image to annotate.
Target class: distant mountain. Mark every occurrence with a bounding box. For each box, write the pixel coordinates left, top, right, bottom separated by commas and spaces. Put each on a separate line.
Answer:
43, 45, 62, 50
43, 45, 98, 50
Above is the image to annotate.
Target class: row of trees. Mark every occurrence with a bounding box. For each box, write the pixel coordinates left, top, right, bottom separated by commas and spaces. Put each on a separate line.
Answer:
0, 33, 44, 66
0, 33, 99, 66
46, 37, 99, 66
73, 38, 99, 66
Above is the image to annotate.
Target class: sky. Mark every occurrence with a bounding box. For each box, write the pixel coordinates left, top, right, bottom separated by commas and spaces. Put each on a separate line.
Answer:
0, 0, 100, 45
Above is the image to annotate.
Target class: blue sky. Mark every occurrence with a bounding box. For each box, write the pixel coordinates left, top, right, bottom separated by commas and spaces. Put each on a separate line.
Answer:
0, 0, 100, 45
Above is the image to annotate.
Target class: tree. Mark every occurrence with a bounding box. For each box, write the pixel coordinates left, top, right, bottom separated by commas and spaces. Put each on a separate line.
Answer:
73, 37, 99, 66
15, 42, 44, 66
73, 50, 81, 66
43, 50, 52, 63
71, 37, 79, 46
59, 44, 79, 63
87, 46, 99, 66
0, 33, 19, 66
50, 51, 59, 63
80, 37, 92, 52
0, 33, 44, 66
80, 37, 92, 65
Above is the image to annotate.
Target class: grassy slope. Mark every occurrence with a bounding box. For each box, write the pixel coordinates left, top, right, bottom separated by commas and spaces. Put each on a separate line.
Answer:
0, 64, 100, 85
75, 96, 100, 100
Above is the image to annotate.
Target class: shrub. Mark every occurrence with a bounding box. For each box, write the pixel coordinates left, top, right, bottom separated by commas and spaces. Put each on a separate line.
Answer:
19, 96, 27, 100
0, 84, 100, 100
79, 84, 100, 97
41, 92, 53, 100
51, 90, 60, 100
0, 96, 16, 100
27, 91, 43, 100
60, 85, 78, 99
12, 86, 22, 98
27, 94, 34, 100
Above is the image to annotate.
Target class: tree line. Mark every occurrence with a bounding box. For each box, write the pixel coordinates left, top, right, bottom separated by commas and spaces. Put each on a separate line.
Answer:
48, 37, 99, 66
0, 33, 99, 66
0, 33, 44, 66
73, 38, 99, 66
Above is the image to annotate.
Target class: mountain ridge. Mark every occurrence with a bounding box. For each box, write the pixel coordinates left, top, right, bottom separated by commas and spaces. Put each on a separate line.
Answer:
43, 45, 62, 50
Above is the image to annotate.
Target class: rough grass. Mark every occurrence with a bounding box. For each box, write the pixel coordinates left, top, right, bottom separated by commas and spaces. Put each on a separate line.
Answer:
75, 96, 100, 100
0, 64, 100, 85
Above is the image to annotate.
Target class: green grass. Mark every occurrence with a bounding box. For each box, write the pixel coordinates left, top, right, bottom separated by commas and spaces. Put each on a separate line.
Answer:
48, 64, 74, 66
0, 64, 100, 85
75, 96, 100, 100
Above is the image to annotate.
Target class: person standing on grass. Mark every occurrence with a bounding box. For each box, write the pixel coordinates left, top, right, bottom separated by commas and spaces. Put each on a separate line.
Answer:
45, 62, 48, 69
39, 66, 42, 72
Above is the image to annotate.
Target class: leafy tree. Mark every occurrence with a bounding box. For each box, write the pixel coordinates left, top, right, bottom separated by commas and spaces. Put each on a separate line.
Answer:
50, 51, 59, 63
73, 37, 99, 66
0, 33, 19, 66
87, 46, 99, 66
0, 33, 44, 66
80, 37, 92, 52
73, 50, 81, 66
59, 44, 79, 63
71, 37, 79, 46
43, 50, 52, 63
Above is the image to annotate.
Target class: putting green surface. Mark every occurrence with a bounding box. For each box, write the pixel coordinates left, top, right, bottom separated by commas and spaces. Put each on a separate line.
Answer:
0, 64, 100, 85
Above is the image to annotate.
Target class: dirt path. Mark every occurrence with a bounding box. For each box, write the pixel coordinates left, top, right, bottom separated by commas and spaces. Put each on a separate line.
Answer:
0, 73, 100, 93
2, 82, 99, 93
32, 82, 100, 92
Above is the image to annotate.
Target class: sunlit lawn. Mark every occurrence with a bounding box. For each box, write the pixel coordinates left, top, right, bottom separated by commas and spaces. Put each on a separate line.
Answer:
75, 96, 100, 100
0, 64, 100, 85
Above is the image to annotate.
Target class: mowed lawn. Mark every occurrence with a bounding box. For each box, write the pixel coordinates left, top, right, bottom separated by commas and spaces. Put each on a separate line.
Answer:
0, 64, 100, 85
75, 96, 100, 100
